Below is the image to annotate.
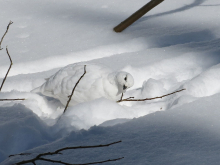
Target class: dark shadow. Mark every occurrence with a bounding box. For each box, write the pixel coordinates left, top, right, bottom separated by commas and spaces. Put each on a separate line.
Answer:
147, 30, 215, 48
200, 4, 220, 6
138, 0, 207, 23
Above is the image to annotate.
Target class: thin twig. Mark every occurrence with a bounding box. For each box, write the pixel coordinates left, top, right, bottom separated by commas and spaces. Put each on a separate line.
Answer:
118, 93, 135, 102
53, 140, 121, 154
37, 157, 124, 165
117, 88, 186, 103
78, 157, 124, 165
9, 153, 31, 158
0, 47, 13, 91
0, 99, 26, 101
118, 93, 124, 102
0, 20, 13, 50
15, 140, 122, 165
63, 65, 86, 114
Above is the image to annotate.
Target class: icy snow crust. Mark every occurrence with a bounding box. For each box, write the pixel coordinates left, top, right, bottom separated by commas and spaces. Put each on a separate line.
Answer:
1, 0, 220, 164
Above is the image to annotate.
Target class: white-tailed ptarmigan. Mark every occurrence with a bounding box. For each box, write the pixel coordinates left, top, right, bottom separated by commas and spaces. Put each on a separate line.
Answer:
32, 63, 134, 106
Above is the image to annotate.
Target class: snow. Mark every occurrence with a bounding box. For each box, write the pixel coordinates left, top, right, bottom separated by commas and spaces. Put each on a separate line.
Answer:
1, 0, 220, 164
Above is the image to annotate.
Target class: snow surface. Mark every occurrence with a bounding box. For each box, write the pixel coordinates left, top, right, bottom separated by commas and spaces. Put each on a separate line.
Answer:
1, 0, 220, 164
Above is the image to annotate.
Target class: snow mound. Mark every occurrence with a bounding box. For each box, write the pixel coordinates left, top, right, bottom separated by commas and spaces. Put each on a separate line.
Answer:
0, 104, 58, 162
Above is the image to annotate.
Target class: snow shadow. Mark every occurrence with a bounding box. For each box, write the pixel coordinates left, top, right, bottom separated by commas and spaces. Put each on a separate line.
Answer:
138, 0, 207, 23
0, 104, 60, 162
200, 4, 220, 7
146, 29, 215, 48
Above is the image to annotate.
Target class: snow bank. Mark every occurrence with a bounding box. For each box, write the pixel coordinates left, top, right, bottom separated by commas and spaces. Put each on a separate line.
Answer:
0, 104, 59, 162
4, 93, 220, 165
184, 63, 220, 97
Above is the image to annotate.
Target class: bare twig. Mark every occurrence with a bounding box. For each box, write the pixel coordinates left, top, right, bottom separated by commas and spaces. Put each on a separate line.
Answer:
118, 93, 124, 102
0, 47, 13, 91
0, 20, 13, 50
9, 153, 31, 158
15, 140, 123, 165
117, 88, 186, 103
37, 157, 124, 165
0, 98, 25, 101
118, 93, 135, 102
63, 65, 86, 114
0, 22, 26, 101
51, 140, 121, 154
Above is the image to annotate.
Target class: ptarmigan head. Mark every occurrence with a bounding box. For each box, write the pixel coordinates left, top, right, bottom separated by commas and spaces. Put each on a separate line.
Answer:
115, 71, 134, 94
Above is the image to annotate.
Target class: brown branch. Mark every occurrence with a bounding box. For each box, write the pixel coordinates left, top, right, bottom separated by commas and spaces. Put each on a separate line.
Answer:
114, 0, 164, 32
15, 140, 122, 165
117, 88, 186, 103
118, 93, 135, 102
0, 47, 13, 91
118, 93, 124, 102
63, 65, 86, 114
0, 20, 13, 50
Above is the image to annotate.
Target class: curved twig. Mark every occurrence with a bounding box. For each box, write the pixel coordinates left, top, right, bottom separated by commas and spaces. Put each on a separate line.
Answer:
0, 47, 13, 91
0, 20, 13, 50
37, 157, 124, 165
9, 153, 31, 158
14, 140, 123, 165
117, 88, 186, 103
63, 65, 86, 114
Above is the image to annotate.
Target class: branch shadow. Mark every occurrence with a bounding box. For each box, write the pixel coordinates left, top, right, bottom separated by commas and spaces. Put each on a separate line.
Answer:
200, 4, 220, 6
138, 0, 207, 23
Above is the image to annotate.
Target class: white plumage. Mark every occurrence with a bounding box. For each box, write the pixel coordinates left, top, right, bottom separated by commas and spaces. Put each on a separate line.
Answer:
32, 63, 134, 106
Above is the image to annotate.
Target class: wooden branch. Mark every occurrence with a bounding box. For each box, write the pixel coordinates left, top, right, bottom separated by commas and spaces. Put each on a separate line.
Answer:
0, 47, 13, 91
15, 140, 122, 165
0, 20, 13, 50
63, 65, 86, 114
117, 88, 186, 103
114, 0, 165, 32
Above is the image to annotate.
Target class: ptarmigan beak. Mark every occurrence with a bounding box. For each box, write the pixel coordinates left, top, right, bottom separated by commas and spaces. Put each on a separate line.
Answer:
123, 85, 127, 90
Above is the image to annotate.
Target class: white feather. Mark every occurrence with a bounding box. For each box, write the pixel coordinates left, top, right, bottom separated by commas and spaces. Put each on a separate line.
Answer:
32, 63, 134, 106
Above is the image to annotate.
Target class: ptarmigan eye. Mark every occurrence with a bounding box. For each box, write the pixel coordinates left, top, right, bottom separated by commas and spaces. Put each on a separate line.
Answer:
124, 76, 127, 81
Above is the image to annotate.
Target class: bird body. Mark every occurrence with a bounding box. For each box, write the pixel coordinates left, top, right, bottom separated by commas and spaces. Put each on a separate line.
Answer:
32, 63, 134, 106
